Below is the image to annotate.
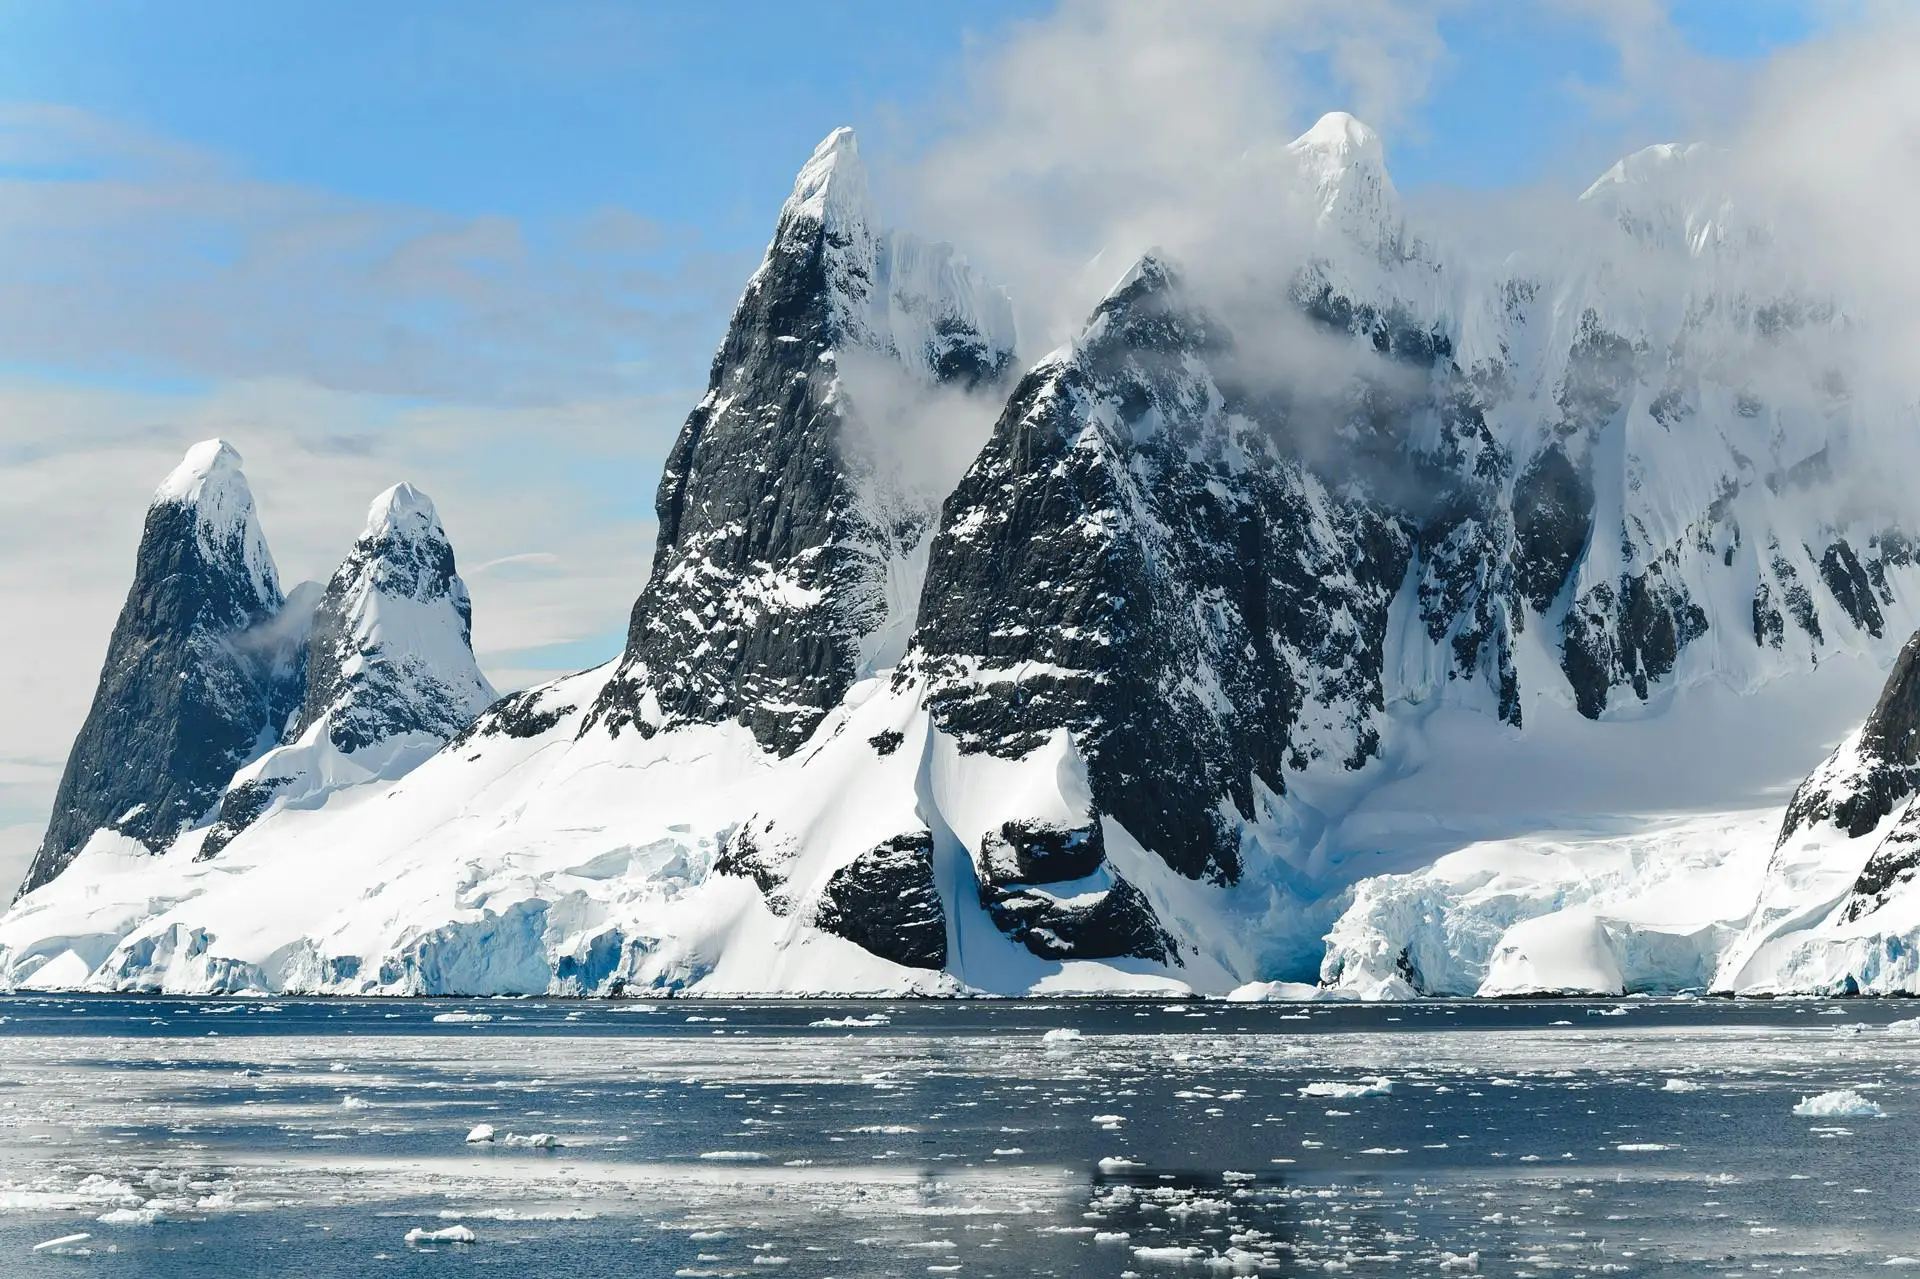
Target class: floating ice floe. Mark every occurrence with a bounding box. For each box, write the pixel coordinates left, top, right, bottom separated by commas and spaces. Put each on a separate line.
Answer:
432, 1012, 493, 1024
1662, 1078, 1702, 1092
809, 1014, 891, 1028
405, 1224, 475, 1245
1299, 1077, 1393, 1099
1792, 1089, 1884, 1118
697, 1151, 769, 1162
464, 1124, 496, 1143
501, 1132, 559, 1148
1041, 1028, 1082, 1044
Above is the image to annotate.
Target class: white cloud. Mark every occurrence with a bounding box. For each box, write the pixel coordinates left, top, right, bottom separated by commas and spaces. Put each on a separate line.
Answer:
889, 0, 1450, 350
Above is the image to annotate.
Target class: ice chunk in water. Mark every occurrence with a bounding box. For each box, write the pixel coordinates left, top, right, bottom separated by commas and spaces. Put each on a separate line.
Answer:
1792, 1089, 1884, 1118
405, 1224, 476, 1245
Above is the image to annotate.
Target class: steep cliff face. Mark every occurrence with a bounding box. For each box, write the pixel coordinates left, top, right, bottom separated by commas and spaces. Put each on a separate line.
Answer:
1776, 632, 1920, 844
19, 442, 306, 897
912, 256, 1413, 888
198, 483, 496, 858
586, 128, 1016, 756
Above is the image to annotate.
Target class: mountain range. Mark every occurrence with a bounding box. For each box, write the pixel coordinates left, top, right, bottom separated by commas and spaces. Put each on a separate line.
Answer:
5, 115, 1919, 999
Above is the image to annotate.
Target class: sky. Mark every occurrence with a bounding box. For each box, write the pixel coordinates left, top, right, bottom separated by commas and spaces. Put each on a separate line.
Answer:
0, 0, 1877, 889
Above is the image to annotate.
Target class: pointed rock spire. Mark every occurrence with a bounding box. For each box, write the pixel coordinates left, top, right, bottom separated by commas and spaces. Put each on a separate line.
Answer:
584, 127, 1014, 754
19, 440, 305, 897
197, 482, 496, 858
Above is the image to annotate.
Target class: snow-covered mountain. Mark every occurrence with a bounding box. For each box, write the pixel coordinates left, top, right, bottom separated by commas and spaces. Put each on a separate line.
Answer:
16, 442, 310, 899
6, 117, 1920, 998
197, 483, 496, 859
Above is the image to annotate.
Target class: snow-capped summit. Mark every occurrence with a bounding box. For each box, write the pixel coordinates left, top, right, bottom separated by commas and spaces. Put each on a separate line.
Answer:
360, 480, 438, 544
1578, 141, 1742, 256
197, 481, 495, 858
17, 441, 304, 897
151, 438, 279, 609
1285, 111, 1402, 254
783, 126, 871, 234
1288, 110, 1386, 169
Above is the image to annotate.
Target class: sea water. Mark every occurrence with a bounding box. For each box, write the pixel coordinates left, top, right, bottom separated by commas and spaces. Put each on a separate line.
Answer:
0, 995, 1914, 1275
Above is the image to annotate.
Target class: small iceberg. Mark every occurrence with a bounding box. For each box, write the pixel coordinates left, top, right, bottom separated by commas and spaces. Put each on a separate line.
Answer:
1792, 1089, 1884, 1118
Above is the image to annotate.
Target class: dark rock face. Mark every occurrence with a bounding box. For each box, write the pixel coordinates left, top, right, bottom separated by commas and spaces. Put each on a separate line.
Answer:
1561, 563, 1710, 719
714, 822, 795, 910
1511, 445, 1592, 613
974, 818, 1174, 962
1819, 540, 1885, 639
982, 876, 1173, 963
913, 259, 1412, 886
811, 832, 947, 970
456, 685, 577, 746
981, 819, 1106, 884
586, 130, 1012, 757
22, 449, 304, 897
1779, 631, 1920, 845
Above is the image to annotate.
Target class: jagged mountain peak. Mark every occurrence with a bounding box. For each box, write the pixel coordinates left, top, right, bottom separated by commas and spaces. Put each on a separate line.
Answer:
1288, 111, 1386, 165
1577, 140, 1747, 257
1281, 111, 1402, 257
363, 481, 442, 543
783, 125, 872, 235
153, 437, 246, 505
1579, 141, 1715, 200
196, 480, 495, 859
151, 437, 279, 605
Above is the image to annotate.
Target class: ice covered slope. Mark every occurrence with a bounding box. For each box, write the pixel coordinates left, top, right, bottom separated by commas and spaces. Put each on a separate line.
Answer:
197, 483, 497, 858
1711, 628, 1920, 995
17, 441, 308, 898
587, 127, 1015, 756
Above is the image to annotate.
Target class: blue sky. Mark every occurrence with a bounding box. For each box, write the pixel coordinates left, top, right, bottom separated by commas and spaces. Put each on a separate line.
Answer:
0, 0, 1861, 873
1, 2, 1826, 227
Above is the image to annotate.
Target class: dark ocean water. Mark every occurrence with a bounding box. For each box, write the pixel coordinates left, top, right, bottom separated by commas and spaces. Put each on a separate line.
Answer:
0, 995, 1915, 1276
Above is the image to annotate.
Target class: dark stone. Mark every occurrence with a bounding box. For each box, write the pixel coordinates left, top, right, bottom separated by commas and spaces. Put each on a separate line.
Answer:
1561, 560, 1710, 719
714, 823, 792, 903
456, 686, 577, 747
195, 776, 286, 861
980, 818, 1106, 884
1819, 540, 1885, 638
1511, 445, 1593, 613
867, 729, 904, 756
980, 875, 1175, 963
811, 831, 947, 970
